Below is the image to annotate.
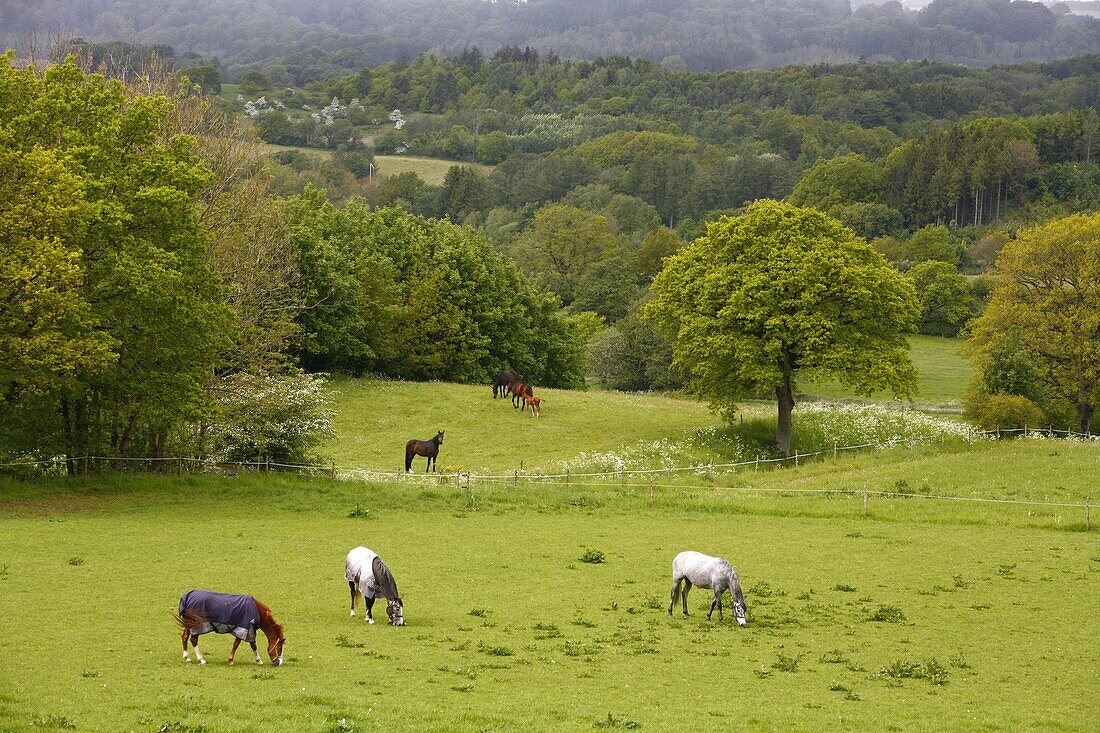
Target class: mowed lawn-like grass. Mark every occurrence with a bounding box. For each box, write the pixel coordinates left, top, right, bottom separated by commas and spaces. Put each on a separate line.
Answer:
259, 143, 490, 186
801, 335, 972, 406
0, 465, 1097, 732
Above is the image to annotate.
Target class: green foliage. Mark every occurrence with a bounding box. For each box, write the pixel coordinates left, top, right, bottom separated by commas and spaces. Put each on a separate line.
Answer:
787, 154, 884, 211
647, 200, 918, 452
586, 313, 679, 392
964, 393, 1045, 431
634, 228, 682, 282
439, 165, 492, 222
512, 204, 618, 304
0, 56, 231, 462
907, 261, 975, 337
571, 257, 641, 323
210, 372, 335, 462
966, 214, 1100, 432
902, 225, 964, 266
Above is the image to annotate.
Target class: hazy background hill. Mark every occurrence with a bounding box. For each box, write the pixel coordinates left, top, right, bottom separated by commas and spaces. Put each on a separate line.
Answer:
3, 0, 1098, 77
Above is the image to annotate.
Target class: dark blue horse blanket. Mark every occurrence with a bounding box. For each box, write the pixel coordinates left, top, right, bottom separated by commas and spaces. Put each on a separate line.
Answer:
179, 590, 260, 643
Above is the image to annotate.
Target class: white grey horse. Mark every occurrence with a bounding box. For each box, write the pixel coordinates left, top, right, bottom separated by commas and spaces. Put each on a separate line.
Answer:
345, 546, 404, 626
668, 551, 747, 626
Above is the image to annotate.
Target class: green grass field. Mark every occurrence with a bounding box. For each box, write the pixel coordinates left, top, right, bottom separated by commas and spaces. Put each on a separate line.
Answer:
0, 452, 1096, 732
801, 335, 972, 407
373, 155, 491, 185
2, 382, 1097, 731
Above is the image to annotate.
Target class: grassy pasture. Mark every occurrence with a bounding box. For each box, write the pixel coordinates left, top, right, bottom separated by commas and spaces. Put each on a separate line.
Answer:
800, 335, 972, 407
0, 468, 1096, 732
373, 156, 492, 185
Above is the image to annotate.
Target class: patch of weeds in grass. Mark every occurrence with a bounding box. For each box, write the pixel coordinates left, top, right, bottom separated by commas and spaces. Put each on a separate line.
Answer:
346, 505, 371, 519
593, 713, 639, 729
568, 496, 603, 509
997, 564, 1016, 577
833, 583, 856, 593
845, 531, 862, 538
828, 681, 850, 692
468, 608, 489, 617
533, 623, 563, 639
774, 652, 802, 672
449, 641, 470, 651
67, 557, 84, 567
438, 666, 477, 679
156, 724, 207, 733
634, 645, 659, 655
252, 671, 274, 680
641, 595, 663, 611
877, 658, 949, 685
796, 590, 813, 601
867, 604, 906, 623
572, 616, 597, 628
562, 641, 600, 658
33, 715, 77, 730
0, 564, 9, 579
478, 641, 514, 657
949, 653, 970, 669
820, 649, 848, 664
603, 601, 619, 612
952, 575, 970, 589
361, 651, 392, 660
845, 690, 862, 701
970, 603, 991, 611
580, 548, 606, 564
334, 635, 366, 649
80, 670, 100, 678
754, 666, 770, 679
451, 684, 474, 692
748, 581, 785, 598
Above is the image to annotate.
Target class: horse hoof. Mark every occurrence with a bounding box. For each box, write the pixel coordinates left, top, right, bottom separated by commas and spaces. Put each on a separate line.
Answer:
350, 610, 355, 617
257, 659, 264, 665
367, 618, 375, 625
229, 660, 235, 666
199, 659, 206, 666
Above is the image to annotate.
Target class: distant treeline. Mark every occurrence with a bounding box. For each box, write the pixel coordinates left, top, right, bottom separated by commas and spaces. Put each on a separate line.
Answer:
3, 0, 1099, 78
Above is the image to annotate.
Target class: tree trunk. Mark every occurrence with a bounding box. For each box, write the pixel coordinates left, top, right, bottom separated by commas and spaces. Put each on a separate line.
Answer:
1078, 401, 1094, 436
775, 379, 795, 456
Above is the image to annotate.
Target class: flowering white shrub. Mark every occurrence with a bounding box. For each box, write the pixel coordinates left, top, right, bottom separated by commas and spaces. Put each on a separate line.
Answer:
210, 372, 335, 463
793, 402, 972, 451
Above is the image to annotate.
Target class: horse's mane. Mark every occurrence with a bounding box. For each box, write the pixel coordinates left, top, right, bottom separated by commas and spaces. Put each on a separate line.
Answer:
372, 555, 400, 601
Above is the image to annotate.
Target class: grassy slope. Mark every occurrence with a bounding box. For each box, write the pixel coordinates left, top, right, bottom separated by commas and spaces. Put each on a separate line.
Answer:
801, 335, 972, 406
374, 155, 492, 185
327, 378, 720, 473
0, 471, 1096, 732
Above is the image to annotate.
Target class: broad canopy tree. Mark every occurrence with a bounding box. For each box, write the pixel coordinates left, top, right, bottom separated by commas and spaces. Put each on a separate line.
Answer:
966, 213, 1100, 434
647, 200, 919, 454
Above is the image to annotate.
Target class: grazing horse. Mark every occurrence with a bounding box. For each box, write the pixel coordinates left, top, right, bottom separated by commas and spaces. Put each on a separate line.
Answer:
177, 589, 286, 666
492, 370, 519, 399
509, 382, 533, 409
345, 546, 404, 626
668, 551, 748, 625
405, 430, 444, 472
523, 394, 542, 417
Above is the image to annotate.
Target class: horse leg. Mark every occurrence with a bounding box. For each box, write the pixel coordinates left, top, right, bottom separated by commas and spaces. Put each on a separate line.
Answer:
349, 580, 358, 617
250, 641, 262, 664
182, 627, 191, 662
668, 577, 683, 616
229, 638, 241, 665
682, 579, 692, 616
708, 588, 724, 622
365, 597, 376, 625
405, 450, 413, 473
190, 634, 206, 665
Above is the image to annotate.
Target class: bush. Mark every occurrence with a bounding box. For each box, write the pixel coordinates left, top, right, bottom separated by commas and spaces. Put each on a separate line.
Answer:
210, 371, 335, 462
964, 392, 1045, 431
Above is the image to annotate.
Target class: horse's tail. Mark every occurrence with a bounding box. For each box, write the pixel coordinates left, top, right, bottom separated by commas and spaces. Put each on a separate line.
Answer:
175, 607, 207, 632
404, 448, 413, 472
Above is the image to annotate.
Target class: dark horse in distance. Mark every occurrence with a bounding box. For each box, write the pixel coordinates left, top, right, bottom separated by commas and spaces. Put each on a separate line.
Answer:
492, 370, 519, 399
405, 430, 444, 472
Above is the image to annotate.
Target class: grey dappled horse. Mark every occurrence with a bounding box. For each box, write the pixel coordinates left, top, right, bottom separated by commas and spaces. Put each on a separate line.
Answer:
345, 546, 404, 626
668, 551, 747, 625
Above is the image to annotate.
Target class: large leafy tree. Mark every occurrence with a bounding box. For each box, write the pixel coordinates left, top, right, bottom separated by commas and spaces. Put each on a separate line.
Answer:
0, 55, 231, 461
647, 200, 918, 454
966, 213, 1100, 433
511, 204, 618, 304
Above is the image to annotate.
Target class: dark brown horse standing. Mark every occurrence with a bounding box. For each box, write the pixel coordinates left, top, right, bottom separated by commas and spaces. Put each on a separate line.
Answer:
405, 430, 444, 472
177, 589, 286, 666
492, 370, 519, 399
509, 382, 534, 409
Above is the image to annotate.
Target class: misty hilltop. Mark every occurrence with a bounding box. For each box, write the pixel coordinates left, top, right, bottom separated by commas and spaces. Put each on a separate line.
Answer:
3, 0, 1099, 74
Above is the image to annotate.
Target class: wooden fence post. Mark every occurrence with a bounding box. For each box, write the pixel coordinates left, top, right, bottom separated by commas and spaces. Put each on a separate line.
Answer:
794, 451, 799, 467
620, 467, 625, 487
513, 469, 518, 489
833, 441, 838, 460
566, 468, 570, 487
708, 461, 714, 481
331, 463, 337, 481
178, 457, 183, 476
863, 486, 869, 518
648, 474, 654, 502
1086, 497, 1091, 532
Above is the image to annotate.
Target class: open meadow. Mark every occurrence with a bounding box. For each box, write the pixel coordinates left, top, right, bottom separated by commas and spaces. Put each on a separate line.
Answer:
1, 377, 1098, 731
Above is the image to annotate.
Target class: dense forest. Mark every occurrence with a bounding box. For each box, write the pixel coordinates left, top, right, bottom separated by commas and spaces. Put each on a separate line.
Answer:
3, 0, 1099, 77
